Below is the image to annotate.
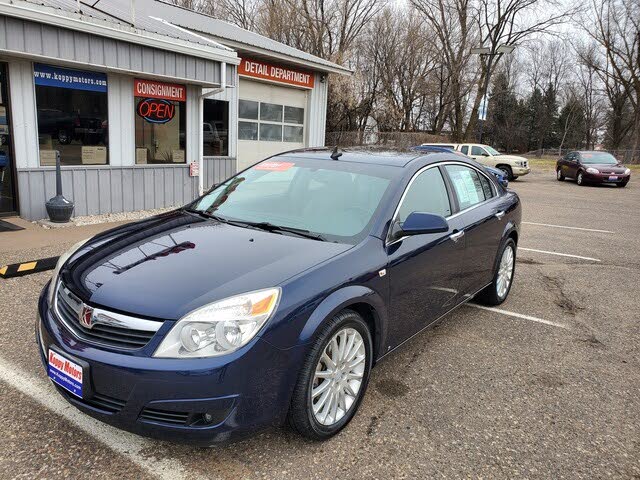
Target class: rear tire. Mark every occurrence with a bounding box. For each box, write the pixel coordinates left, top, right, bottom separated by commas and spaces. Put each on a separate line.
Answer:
556, 169, 565, 181
475, 238, 516, 306
287, 310, 372, 440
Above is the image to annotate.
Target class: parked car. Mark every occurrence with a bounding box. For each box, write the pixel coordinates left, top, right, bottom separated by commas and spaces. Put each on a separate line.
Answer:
556, 151, 631, 187
421, 143, 530, 180
411, 145, 509, 187
37, 148, 521, 445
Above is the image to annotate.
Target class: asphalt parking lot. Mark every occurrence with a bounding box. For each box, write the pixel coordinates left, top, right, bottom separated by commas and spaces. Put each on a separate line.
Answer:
1, 168, 639, 480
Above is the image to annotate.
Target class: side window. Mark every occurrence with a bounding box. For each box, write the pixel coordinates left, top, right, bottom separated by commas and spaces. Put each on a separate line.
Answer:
471, 146, 486, 156
478, 173, 494, 198
397, 168, 452, 222
460, 145, 469, 155
445, 165, 487, 210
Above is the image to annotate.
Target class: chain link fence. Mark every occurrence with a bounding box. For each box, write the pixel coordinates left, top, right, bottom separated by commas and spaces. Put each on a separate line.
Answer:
325, 131, 447, 150
526, 148, 640, 164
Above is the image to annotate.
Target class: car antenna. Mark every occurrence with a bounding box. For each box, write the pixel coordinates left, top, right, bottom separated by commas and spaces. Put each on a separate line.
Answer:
330, 146, 342, 160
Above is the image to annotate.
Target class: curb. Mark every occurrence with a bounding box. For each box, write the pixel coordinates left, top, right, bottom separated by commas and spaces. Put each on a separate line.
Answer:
0, 257, 59, 279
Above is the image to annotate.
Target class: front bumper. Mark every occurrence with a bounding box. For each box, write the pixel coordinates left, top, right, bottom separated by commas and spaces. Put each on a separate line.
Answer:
582, 172, 630, 184
512, 166, 531, 176
36, 285, 306, 445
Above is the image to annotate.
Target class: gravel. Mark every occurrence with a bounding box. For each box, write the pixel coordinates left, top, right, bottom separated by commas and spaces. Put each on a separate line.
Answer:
34, 207, 177, 228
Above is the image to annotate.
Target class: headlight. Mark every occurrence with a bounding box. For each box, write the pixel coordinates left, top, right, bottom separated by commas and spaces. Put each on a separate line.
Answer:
625, 168, 631, 175
47, 238, 90, 304
586, 167, 600, 174
153, 288, 281, 358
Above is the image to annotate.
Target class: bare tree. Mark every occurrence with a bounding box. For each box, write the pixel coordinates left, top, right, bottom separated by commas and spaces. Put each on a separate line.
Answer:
464, 0, 575, 139
585, 0, 640, 155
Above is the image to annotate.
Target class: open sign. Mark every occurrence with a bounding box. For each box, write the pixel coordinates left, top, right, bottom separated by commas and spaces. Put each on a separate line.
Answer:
137, 98, 176, 124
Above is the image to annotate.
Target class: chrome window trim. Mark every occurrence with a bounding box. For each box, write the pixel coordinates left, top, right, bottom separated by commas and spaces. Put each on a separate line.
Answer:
52, 281, 162, 350
385, 161, 499, 247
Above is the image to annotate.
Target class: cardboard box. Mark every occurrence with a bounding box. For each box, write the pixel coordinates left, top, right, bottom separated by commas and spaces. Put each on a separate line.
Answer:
40, 149, 58, 166
136, 148, 148, 164
81, 146, 108, 165
172, 149, 185, 163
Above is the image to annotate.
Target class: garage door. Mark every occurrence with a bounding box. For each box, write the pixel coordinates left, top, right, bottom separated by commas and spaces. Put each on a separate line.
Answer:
237, 78, 307, 170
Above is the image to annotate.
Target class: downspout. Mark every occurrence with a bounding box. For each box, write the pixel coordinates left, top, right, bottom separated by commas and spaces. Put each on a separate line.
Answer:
199, 62, 227, 195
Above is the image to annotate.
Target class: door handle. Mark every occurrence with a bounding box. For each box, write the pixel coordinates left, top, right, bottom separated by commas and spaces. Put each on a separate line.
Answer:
449, 230, 465, 243
495, 211, 505, 220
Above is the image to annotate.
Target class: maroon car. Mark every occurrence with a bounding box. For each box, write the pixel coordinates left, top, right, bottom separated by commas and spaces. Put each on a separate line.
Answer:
556, 151, 631, 187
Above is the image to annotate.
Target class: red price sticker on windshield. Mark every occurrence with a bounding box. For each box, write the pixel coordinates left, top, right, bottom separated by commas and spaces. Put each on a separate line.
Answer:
255, 161, 295, 171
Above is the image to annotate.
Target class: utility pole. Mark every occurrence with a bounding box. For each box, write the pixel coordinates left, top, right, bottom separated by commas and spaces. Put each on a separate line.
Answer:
470, 44, 516, 144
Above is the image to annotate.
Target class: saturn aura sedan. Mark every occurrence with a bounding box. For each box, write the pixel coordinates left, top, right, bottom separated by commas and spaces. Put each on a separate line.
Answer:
37, 148, 521, 444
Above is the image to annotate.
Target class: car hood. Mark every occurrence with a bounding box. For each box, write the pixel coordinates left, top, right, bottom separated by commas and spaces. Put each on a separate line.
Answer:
497, 154, 527, 162
60, 211, 351, 320
584, 163, 628, 173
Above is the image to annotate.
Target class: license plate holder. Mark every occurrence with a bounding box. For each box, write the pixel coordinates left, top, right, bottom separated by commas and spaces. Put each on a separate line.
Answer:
47, 348, 91, 399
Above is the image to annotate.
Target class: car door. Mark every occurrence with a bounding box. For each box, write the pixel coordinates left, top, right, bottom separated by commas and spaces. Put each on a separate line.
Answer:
564, 153, 578, 178
385, 165, 465, 349
443, 164, 504, 296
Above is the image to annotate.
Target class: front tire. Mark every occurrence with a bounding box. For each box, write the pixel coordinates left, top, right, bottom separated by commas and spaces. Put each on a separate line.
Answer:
498, 165, 514, 181
577, 171, 586, 186
287, 310, 372, 440
475, 238, 516, 306
557, 169, 565, 181
617, 181, 628, 188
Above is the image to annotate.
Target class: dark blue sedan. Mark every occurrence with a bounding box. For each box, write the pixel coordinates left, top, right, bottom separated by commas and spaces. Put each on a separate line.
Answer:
37, 148, 521, 444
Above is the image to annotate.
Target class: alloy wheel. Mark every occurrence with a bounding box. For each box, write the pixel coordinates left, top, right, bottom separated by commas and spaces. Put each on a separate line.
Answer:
496, 245, 514, 299
577, 172, 584, 185
311, 327, 366, 426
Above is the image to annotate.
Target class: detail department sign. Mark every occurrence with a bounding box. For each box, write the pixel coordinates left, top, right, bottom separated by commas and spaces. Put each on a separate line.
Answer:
239, 58, 314, 89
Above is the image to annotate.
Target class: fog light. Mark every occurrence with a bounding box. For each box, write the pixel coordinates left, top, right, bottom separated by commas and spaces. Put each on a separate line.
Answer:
203, 413, 214, 424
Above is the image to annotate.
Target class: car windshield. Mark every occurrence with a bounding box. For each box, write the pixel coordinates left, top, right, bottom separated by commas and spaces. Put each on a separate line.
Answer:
190, 157, 395, 244
580, 152, 618, 164
485, 146, 501, 155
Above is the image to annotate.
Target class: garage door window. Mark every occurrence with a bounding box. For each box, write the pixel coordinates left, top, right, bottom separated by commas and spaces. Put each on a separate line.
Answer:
239, 100, 304, 143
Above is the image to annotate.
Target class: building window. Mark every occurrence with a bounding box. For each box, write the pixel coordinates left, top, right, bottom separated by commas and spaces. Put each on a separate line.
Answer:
134, 79, 186, 164
238, 100, 305, 143
34, 64, 108, 166
203, 99, 229, 156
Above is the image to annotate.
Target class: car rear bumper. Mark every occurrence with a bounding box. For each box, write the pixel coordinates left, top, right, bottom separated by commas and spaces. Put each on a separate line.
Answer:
36, 285, 305, 445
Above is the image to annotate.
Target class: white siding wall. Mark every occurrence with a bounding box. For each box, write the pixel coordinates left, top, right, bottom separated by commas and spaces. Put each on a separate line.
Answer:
307, 72, 328, 147
7, 58, 38, 169
107, 73, 135, 166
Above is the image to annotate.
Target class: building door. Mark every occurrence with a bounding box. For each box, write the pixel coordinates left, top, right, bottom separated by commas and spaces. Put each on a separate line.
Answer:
237, 78, 307, 170
0, 62, 18, 215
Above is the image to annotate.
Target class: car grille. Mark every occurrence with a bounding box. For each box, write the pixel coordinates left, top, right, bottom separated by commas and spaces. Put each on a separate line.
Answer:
54, 283, 160, 350
139, 407, 190, 425
55, 386, 126, 414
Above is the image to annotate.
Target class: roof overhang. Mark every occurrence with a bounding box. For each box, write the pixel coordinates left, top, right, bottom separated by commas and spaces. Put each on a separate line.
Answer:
0, 0, 239, 65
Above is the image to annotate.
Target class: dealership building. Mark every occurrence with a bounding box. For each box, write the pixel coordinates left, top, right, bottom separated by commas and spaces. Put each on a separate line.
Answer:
0, 0, 350, 220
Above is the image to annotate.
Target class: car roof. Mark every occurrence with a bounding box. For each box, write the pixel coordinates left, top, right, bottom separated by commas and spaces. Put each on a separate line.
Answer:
278, 147, 437, 167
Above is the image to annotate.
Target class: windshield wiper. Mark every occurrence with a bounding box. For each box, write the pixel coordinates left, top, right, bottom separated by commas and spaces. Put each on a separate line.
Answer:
182, 208, 228, 223
234, 221, 327, 241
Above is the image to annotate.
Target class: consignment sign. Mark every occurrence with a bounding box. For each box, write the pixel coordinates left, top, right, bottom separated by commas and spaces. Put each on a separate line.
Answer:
239, 58, 314, 89
134, 79, 186, 101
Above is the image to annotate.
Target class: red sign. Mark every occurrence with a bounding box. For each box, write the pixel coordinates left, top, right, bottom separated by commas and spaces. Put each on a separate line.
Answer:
134, 79, 186, 101
239, 58, 314, 89
136, 98, 176, 124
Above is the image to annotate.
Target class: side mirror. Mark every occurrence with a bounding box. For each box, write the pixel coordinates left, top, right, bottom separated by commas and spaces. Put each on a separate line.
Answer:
390, 212, 449, 240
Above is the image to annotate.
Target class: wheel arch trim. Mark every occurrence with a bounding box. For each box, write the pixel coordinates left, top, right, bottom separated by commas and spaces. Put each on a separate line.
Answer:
297, 285, 388, 363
